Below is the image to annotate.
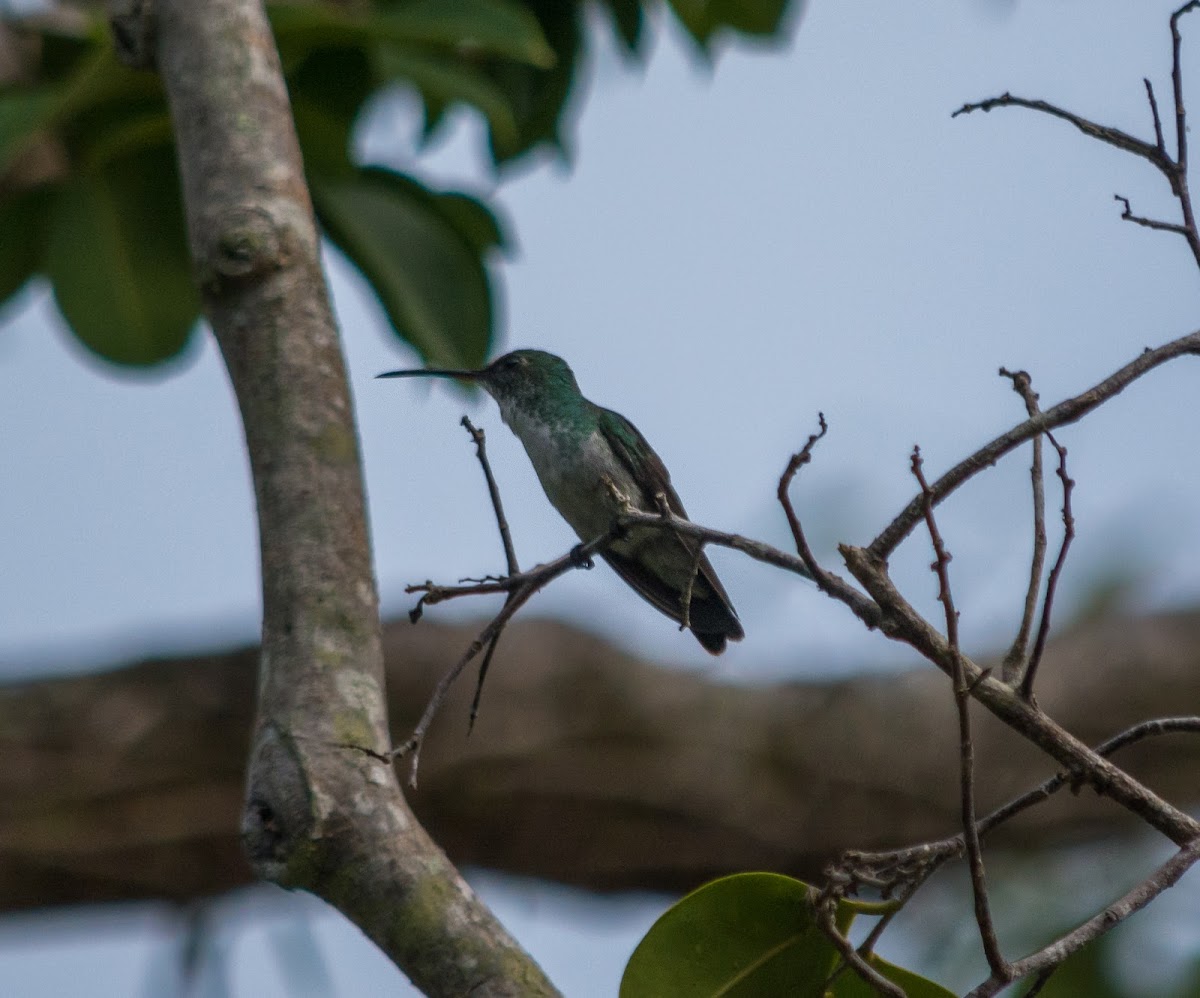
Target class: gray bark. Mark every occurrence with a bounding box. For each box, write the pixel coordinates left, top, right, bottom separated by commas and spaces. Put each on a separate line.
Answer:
103, 0, 558, 993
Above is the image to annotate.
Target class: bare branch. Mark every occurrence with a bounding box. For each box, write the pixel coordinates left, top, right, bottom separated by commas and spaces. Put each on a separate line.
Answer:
841, 716, 1200, 893
616, 509, 881, 630
1021, 433, 1074, 701
840, 544, 1200, 845
869, 329, 1200, 558
1171, 2, 1200, 177
1145, 77, 1167, 154
817, 900, 905, 998
1114, 193, 1191, 235
966, 836, 1200, 998
399, 529, 617, 782
776, 412, 826, 584
998, 368, 1047, 684
952, 92, 1174, 179
462, 417, 520, 576
912, 449, 1007, 979
459, 417, 520, 732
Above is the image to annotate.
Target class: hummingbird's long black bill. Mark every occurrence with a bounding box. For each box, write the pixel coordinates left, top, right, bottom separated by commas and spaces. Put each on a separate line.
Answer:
376, 368, 482, 380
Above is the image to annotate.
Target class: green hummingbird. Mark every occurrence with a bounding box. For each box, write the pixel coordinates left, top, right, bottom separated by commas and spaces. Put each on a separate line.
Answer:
378, 349, 744, 654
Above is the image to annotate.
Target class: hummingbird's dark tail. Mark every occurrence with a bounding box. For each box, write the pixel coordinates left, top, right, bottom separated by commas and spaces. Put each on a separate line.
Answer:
601, 548, 744, 656
694, 630, 730, 655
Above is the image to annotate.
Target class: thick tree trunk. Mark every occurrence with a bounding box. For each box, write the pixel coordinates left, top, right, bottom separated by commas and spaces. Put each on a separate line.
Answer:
3, 609, 1197, 909
97, 0, 557, 993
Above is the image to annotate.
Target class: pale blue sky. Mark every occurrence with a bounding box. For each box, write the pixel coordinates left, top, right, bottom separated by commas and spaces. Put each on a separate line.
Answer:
3, 1, 1200, 994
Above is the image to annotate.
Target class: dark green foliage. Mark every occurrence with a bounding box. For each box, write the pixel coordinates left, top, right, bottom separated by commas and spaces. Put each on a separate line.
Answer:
668, 0, 793, 49
0, 184, 52, 305
0, 1, 799, 368
312, 167, 496, 369
43, 146, 198, 365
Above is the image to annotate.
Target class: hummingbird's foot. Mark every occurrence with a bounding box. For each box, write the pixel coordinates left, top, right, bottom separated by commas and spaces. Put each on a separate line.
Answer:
569, 543, 595, 570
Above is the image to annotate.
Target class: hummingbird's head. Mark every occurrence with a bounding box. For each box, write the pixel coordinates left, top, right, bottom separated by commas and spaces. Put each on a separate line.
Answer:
377, 349, 580, 411
477, 350, 579, 404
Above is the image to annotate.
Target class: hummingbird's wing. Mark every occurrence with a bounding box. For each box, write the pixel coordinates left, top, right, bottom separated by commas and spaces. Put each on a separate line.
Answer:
596, 406, 689, 517
596, 406, 744, 653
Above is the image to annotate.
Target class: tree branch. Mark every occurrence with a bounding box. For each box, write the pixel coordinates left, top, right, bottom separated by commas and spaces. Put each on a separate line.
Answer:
1020, 432, 1074, 701
869, 329, 1200, 558
913, 450, 1008, 979
966, 836, 1200, 998
997, 368, 1046, 685
5, 611, 1200, 910
133, 0, 556, 992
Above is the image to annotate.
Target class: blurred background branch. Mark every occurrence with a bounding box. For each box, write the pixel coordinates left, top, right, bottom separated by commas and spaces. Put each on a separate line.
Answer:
3, 607, 1198, 909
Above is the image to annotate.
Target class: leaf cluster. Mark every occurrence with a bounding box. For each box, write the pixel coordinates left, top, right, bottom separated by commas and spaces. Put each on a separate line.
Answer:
0, 0, 794, 368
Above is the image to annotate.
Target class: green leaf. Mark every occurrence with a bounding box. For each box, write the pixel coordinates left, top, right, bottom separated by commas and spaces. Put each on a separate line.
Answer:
667, 0, 796, 49
270, 2, 532, 157
1, 36, 166, 177
78, 110, 174, 170
273, 1, 555, 68
269, 4, 371, 71
711, 0, 794, 37
288, 46, 375, 176
832, 953, 956, 998
0, 88, 62, 176
597, 0, 645, 54
36, 24, 100, 84
484, 1, 581, 163
620, 873, 852, 998
312, 166, 493, 369
622, 872, 952, 998
433, 191, 508, 254
373, 0, 556, 68
1024, 942, 1126, 998
43, 148, 199, 366
0, 184, 54, 306
373, 46, 519, 151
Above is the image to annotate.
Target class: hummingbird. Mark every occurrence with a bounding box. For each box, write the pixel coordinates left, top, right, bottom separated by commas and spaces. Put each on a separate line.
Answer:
378, 349, 744, 654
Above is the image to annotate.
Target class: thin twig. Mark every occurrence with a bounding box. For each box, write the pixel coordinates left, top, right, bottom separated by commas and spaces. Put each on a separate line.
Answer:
952, 92, 1175, 179
462, 416, 519, 575
839, 717, 1200, 892
913, 448, 1008, 980
1145, 77, 1167, 154
1172, 4, 1199, 174
468, 633, 502, 733
1022, 967, 1059, 998
852, 882, 923, 982
817, 902, 905, 998
841, 544, 1200, 844
1169, 2, 1200, 266
868, 328, 1200, 559
776, 412, 826, 584
396, 528, 618, 785
966, 836, 1200, 998
394, 582, 533, 785
1021, 432, 1074, 701
1114, 194, 1191, 235
998, 369, 1046, 684
459, 417, 520, 732
611, 508, 879, 627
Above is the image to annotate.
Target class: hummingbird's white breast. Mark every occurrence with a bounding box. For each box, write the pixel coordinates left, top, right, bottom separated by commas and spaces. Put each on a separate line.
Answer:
497, 400, 636, 543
